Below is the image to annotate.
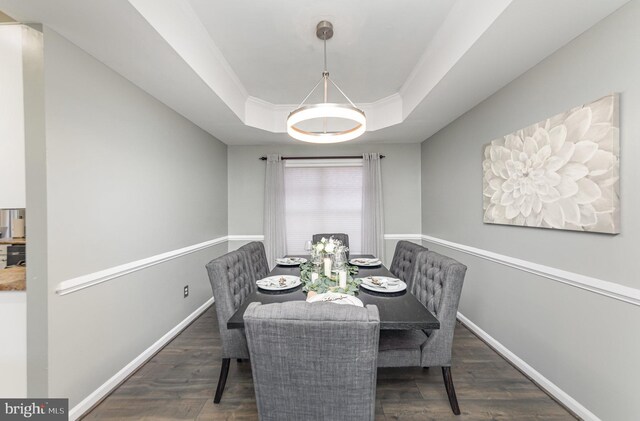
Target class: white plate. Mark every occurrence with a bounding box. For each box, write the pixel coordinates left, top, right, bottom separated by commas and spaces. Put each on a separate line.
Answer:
256, 275, 301, 291
275, 257, 308, 266
359, 276, 406, 293
307, 292, 363, 307
349, 258, 382, 267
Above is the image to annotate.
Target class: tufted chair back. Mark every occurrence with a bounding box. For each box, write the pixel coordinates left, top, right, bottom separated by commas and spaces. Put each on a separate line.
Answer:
312, 233, 350, 258
389, 241, 428, 289
411, 251, 467, 367
205, 250, 256, 359
239, 241, 270, 281
245, 301, 380, 421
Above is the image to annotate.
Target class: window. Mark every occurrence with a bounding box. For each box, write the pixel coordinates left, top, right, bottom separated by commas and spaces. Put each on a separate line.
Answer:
284, 159, 362, 254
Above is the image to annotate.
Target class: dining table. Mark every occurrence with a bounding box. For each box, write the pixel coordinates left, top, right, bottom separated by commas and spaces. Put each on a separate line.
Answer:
227, 254, 440, 331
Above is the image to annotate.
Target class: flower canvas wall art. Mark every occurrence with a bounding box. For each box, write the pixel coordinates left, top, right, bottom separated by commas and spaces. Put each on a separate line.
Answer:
482, 94, 620, 234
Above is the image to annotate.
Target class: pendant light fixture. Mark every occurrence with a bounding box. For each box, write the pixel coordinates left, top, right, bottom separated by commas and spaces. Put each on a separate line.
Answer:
287, 21, 366, 143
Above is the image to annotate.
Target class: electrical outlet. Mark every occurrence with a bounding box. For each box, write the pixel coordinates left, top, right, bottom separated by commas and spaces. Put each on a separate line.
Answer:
183, 285, 189, 298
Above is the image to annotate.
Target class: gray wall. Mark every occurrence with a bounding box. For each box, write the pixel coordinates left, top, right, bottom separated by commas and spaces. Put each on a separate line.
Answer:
38, 29, 228, 406
227, 143, 422, 263
421, 2, 640, 419
22, 24, 48, 398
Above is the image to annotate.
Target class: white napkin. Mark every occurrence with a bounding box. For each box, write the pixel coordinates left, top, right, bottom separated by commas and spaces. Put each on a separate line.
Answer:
363, 276, 400, 289
276, 257, 304, 264
256, 276, 289, 288
307, 292, 364, 307
351, 258, 381, 265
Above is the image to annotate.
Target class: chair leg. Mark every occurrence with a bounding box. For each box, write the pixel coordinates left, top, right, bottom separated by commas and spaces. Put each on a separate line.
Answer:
442, 366, 461, 415
214, 358, 231, 404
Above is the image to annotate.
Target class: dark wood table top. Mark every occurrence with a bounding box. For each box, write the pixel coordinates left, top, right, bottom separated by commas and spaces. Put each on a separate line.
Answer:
227, 255, 440, 330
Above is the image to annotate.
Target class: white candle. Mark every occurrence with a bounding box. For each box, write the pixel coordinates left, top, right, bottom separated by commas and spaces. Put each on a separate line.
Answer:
311, 272, 319, 283
324, 258, 332, 277
339, 270, 347, 289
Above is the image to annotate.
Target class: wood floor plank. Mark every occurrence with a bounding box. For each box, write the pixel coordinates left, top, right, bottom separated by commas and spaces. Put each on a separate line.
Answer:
375, 378, 423, 401
82, 305, 576, 420
195, 399, 257, 421
382, 398, 575, 420
82, 398, 206, 421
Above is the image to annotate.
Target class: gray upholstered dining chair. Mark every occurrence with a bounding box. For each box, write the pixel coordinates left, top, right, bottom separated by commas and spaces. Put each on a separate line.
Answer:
244, 301, 380, 421
389, 240, 428, 290
312, 233, 350, 257
205, 249, 256, 403
378, 250, 467, 415
239, 241, 270, 281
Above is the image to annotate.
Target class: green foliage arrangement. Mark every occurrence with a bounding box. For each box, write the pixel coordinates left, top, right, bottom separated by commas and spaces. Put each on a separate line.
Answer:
299, 261, 361, 295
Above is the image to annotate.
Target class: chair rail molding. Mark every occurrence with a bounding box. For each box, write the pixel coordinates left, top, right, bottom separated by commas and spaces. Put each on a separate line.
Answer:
56, 235, 230, 295
383, 234, 423, 241
229, 234, 421, 242
227, 234, 264, 241
422, 234, 640, 307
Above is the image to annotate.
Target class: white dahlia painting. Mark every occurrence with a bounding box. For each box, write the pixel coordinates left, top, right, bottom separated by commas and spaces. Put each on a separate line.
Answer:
482, 94, 620, 234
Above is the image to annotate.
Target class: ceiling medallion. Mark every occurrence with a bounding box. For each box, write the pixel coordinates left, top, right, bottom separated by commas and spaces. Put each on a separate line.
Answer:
287, 21, 366, 143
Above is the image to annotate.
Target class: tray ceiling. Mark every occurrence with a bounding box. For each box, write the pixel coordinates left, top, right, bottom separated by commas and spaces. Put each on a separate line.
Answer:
0, 0, 631, 145
188, 0, 457, 104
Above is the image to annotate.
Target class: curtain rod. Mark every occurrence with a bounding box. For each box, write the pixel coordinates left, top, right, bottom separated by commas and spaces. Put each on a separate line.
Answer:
259, 155, 385, 161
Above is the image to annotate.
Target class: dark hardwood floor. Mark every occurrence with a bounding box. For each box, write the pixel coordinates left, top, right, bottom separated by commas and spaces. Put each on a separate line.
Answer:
83, 305, 576, 420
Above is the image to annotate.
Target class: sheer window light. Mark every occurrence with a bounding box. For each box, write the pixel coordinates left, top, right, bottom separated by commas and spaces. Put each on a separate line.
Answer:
284, 161, 362, 254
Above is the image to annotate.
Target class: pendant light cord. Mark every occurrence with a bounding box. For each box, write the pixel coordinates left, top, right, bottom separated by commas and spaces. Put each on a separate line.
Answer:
323, 36, 328, 132
295, 77, 324, 109
323, 36, 327, 73
329, 78, 358, 109
293, 26, 358, 109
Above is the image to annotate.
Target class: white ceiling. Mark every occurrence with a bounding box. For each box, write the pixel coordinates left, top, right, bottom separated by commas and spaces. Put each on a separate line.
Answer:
0, 0, 631, 145
188, 0, 457, 104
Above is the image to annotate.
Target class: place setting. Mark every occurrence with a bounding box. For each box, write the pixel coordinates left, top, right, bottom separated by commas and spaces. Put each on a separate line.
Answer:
358, 275, 406, 294
349, 257, 382, 267
275, 256, 307, 266
256, 275, 302, 292
307, 292, 363, 307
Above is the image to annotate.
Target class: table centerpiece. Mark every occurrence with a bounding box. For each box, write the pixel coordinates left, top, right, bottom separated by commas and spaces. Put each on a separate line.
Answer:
300, 237, 361, 295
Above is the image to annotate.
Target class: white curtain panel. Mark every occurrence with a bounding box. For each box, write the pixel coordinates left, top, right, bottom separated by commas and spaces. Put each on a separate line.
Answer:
263, 154, 288, 267
284, 165, 363, 254
361, 153, 385, 258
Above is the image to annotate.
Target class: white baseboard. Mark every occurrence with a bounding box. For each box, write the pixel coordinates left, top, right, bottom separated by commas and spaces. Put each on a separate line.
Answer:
68, 297, 214, 420
457, 312, 599, 421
